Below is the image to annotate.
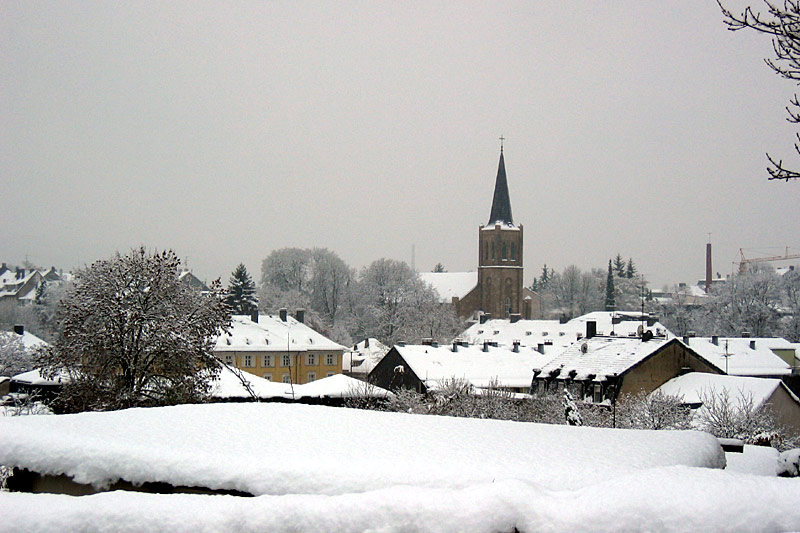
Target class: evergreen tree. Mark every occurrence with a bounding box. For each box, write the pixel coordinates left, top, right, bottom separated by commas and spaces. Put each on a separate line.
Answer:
540, 264, 551, 289
227, 263, 258, 314
625, 258, 637, 279
613, 254, 626, 277
605, 260, 616, 311
432, 263, 446, 273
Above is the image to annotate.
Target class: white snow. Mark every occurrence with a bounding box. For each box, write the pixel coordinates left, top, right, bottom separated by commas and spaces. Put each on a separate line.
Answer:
724, 445, 780, 476
2, 403, 799, 531
419, 271, 477, 302
683, 337, 792, 376
391, 343, 553, 390
343, 338, 389, 375
656, 372, 791, 408
0, 403, 723, 496
211, 366, 389, 400
214, 314, 346, 353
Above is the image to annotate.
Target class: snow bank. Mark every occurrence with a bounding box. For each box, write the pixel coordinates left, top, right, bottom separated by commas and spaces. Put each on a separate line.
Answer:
724, 445, 779, 476
211, 368, 390, 400
0, 403, 723, 497
1, 468, 799, 532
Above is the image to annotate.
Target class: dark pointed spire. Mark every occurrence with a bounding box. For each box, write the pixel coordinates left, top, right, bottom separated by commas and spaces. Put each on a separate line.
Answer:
488, 150, 514, 226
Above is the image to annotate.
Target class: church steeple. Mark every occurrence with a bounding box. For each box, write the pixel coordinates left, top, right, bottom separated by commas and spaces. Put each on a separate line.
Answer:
487, 149, 514, 226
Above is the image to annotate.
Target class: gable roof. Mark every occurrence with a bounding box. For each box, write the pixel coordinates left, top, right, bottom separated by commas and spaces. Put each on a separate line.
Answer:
656, 372, 797, 408
419, 271, 478, 302
682, 337, 792, 376
214, 315, 346, 353
391, 343, 553, 390
537, 336, 677, 382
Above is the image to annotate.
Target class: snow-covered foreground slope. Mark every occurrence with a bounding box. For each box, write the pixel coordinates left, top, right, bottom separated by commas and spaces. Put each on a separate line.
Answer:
0, 404, 797, 531
0, 403, 722, 495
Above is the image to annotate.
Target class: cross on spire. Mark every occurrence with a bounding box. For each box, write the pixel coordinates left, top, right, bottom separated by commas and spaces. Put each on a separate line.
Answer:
499, 135, 505, 153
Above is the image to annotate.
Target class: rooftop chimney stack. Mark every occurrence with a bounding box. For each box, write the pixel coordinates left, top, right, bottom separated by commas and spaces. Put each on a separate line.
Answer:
250, 310, 259, 323
512, 340, 520, 353
295, 309, 305, 324
13, 325, 24, 336
705, 241, 713, 294
586, 320, 597, 339
750, 340, 756, 350
483, 341, 490, 352
711, 335, 719, 346
279, 308, 288, 322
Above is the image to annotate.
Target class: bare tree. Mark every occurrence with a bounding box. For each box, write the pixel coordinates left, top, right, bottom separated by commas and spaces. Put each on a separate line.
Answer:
719, 0, 800, 180
0, 332, 34, 377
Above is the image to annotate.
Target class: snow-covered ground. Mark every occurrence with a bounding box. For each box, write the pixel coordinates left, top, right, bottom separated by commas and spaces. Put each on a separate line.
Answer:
0, 403, 798, 532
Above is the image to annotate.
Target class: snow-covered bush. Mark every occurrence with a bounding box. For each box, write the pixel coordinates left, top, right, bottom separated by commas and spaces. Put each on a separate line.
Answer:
563, 389, 583, 426
697, 388, 787, 445
615, 390, 692, 430
778, 448, 800, 477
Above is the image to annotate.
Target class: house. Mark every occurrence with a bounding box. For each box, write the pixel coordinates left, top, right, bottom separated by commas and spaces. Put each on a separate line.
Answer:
342, 337, 390, 379
368, 341, 554, 394
177, 270, 209, 292
680, 336, 793, 378
657, 372, 800, 435
213, 310, 346, 385
461, 311, 673, 353
532, 336, 722, 404
0, 268, 43, 304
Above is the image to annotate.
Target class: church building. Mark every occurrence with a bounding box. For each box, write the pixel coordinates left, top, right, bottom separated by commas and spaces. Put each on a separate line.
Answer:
421, 146, 536, 320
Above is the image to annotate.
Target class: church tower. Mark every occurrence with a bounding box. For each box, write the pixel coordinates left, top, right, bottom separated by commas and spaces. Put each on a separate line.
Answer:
477, 147, 523, 319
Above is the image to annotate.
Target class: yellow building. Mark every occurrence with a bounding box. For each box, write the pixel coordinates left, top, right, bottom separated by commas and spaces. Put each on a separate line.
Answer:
214, 310, 346, 384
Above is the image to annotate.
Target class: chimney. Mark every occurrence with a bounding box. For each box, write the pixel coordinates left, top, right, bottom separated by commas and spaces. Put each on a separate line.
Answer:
510, 313, 521, 324
646, 316, 657, 327
364, 338, 369, 348
559, 314, 568, 324
479, 313, 491, 325
711, 335, 719, 346
682, 335, 689, 345
422, 338, 433, 346
279, 308, 288, 322
295, 309, 305, 324
250, 310, 259, 323
705, 241, 712, 294
750, 340, 756, 350
13, 325, 24, 336
586, 320, 597, 339
537, 343, 545, 354
741, 331, 751, 338
452, 341, 458, 352
483, 341, 490, 352
512, 340, 520, 353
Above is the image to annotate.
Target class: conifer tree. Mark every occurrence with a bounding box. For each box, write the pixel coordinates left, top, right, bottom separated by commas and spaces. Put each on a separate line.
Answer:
613, 254, 626, 277
625, 258, 637, 279
605, 260, 616, 311
227, 263, 258, 314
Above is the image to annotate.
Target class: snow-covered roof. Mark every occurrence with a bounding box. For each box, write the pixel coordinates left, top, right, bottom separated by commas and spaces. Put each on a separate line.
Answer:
392, 343, 554, 389
214, 315, 346, 353
212, 366, 390, 400
656, 372, 796, 408
682, 337, 792, 376
538, 336, 673, 382
11, 368, 67, 387
461, 311, 672, 350
0, 330, 47, 350
419, 271, 477, 302
343, 338, 389, 374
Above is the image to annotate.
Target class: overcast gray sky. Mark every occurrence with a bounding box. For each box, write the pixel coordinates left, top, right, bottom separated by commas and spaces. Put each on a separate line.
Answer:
2, 1, 798, 289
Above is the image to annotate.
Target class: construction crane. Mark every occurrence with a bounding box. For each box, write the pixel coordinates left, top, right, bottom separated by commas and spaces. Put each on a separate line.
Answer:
735, 247, 800, 273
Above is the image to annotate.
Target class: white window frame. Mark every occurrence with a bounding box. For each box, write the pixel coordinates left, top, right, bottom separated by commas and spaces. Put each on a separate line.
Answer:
326, 354, 336, 366
307, 353, 316, 366
262, 373, 272, 381
307, 372, 316, 382
282, 373, 291, 383
326, 372, 335, 378
262, 355, 273, 367
282, 354, 291, 367
244, 355, 253, 368
224, 355, 234, 366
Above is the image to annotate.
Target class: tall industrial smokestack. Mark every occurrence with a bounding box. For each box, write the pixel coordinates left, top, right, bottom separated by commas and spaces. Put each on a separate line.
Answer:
705, 240, 712, 294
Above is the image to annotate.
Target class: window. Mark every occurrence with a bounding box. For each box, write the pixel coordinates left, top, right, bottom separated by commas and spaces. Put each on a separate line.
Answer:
504, 297, 511, 318
282, 374, 291, 383
307, 372, 316, 382
502, 243, 507, 259
244, 355, 253, 368
326, 354, 336, 366
262, 373, 272, 381
262, 355, 273, 367
593, 383, 603, 404
282, 354, 292, 367
224, 355, 234, 365
326, 372, 335, 378
510, 243, 516, 260
307, 354, 316, 366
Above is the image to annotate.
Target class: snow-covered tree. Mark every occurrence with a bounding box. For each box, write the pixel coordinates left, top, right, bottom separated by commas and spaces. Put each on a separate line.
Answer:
625, 258, 637, 279
0, 332, 34, 377
563, 389, 583, 426
613, 254, 626, 277
696, 387, 787, 445
617, 390, 692, 430
39, 248, 231, 412
226, 263, 258, 315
